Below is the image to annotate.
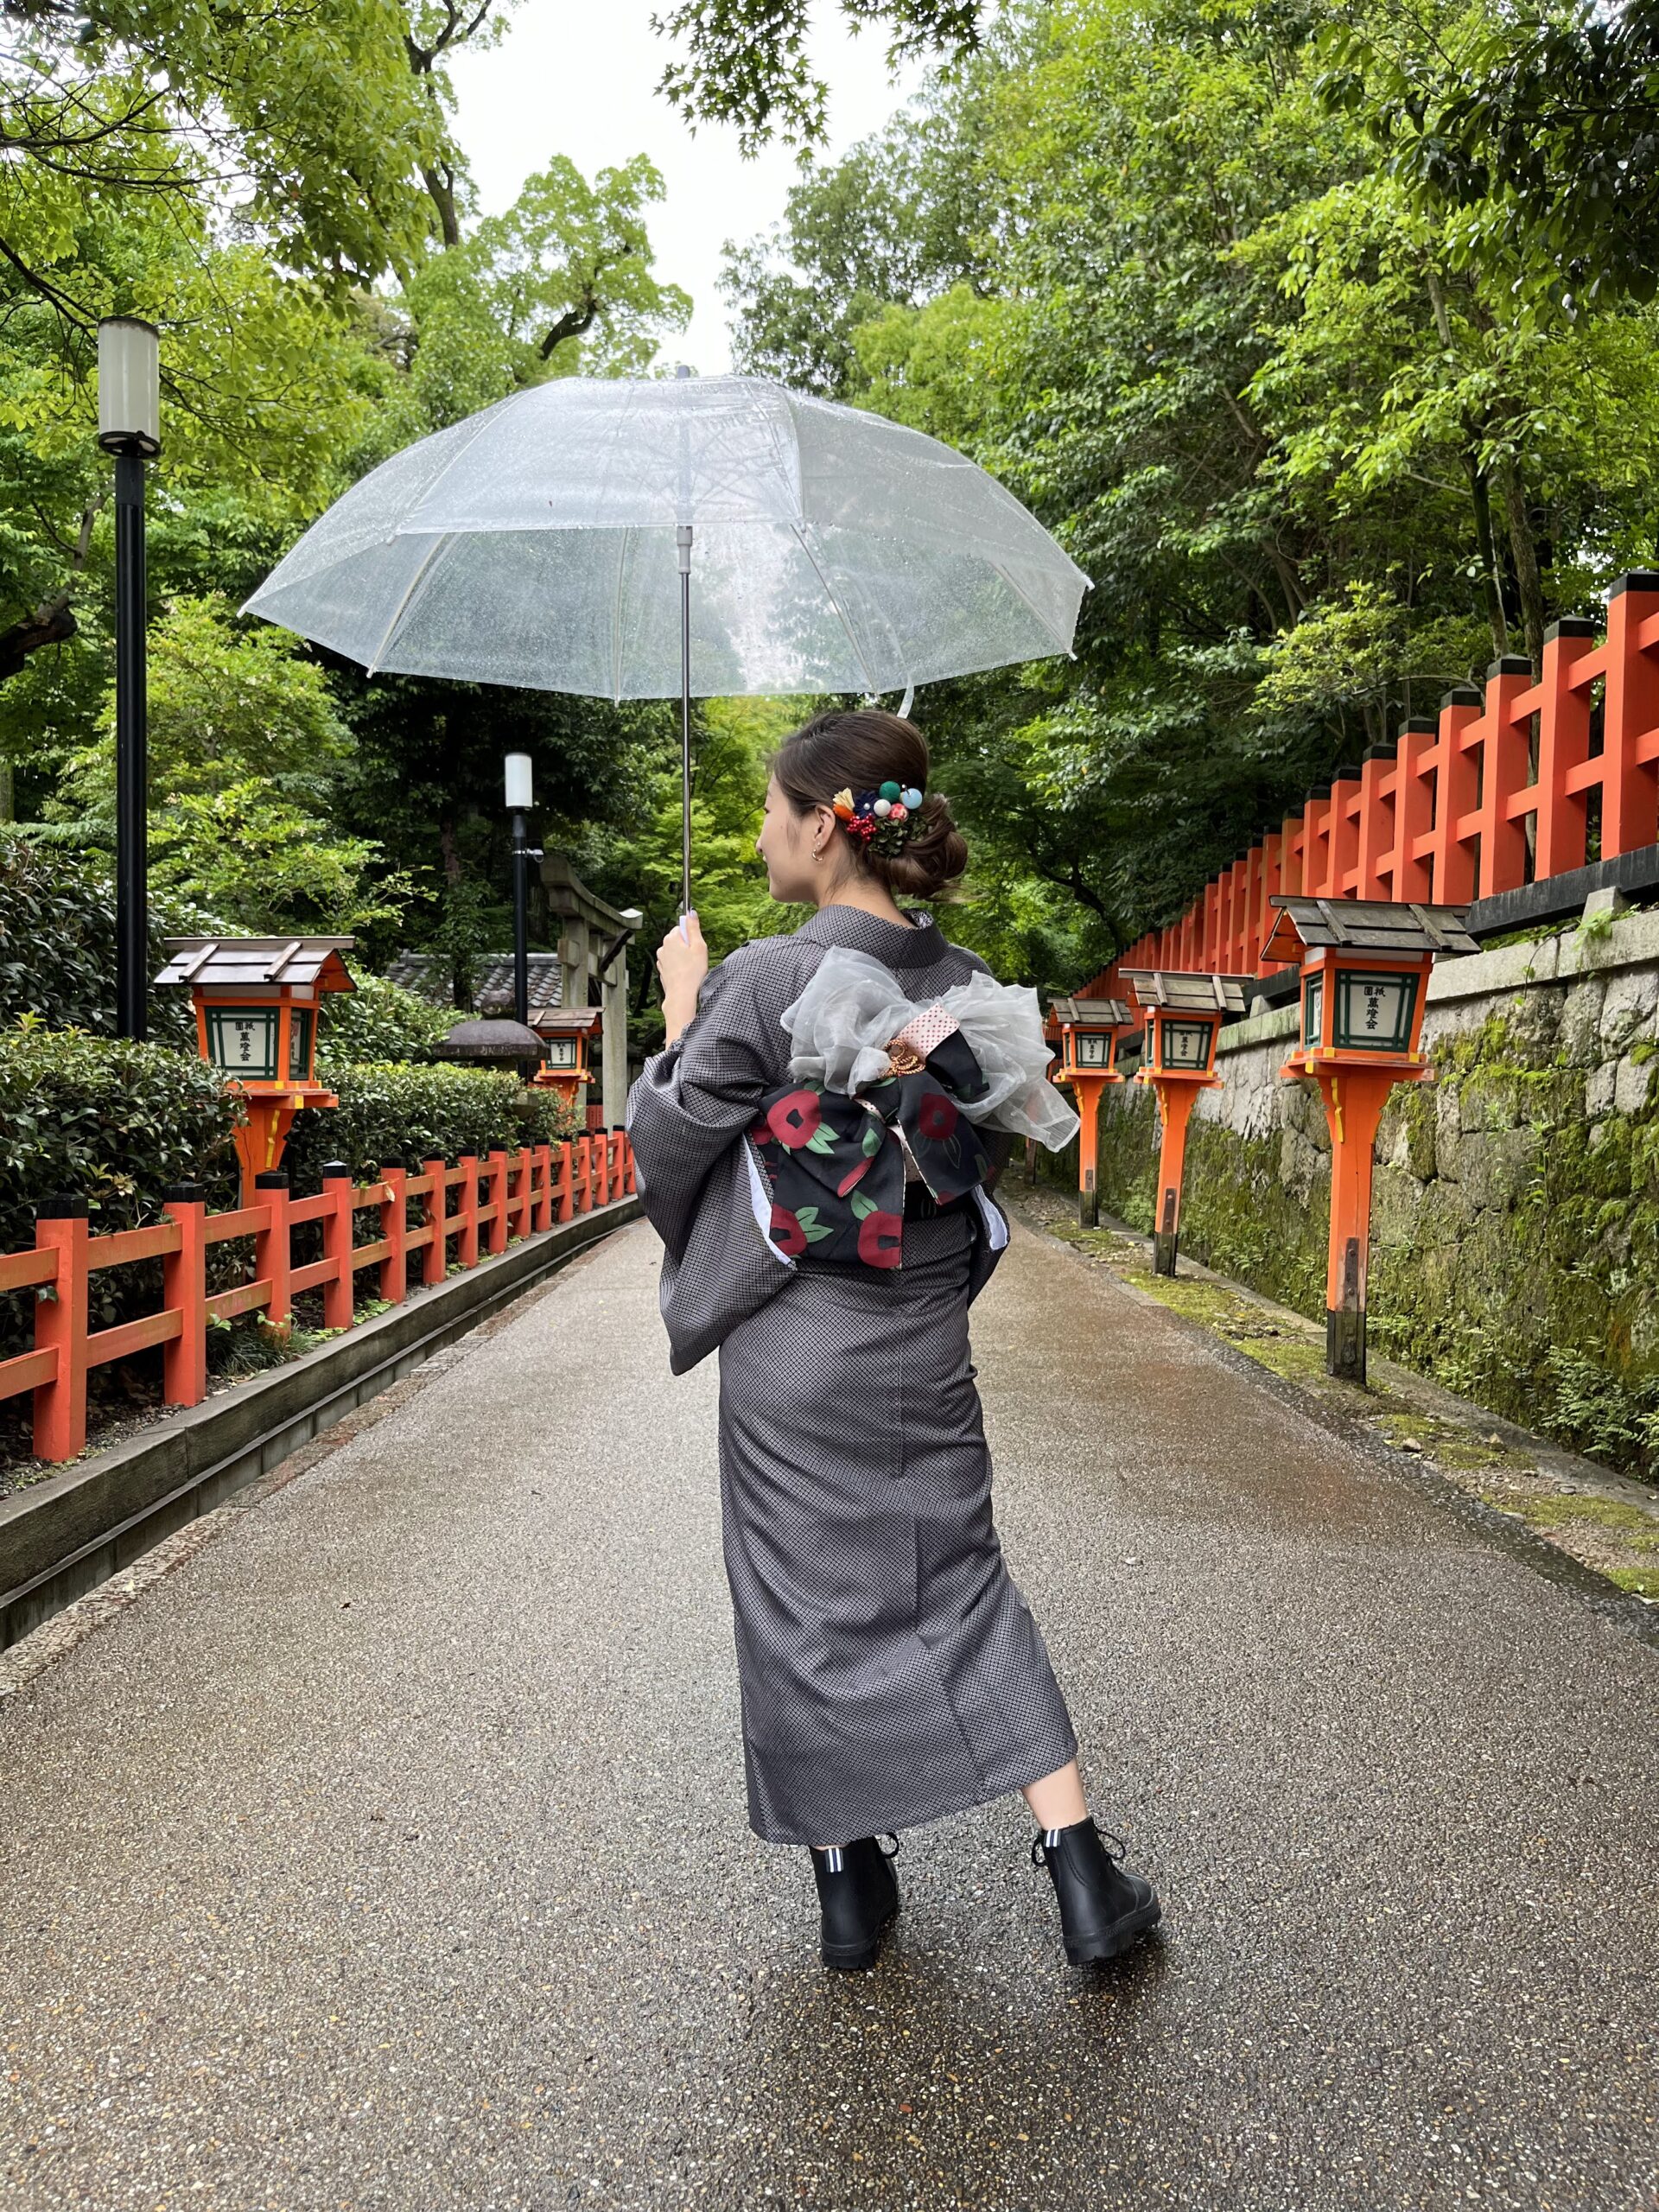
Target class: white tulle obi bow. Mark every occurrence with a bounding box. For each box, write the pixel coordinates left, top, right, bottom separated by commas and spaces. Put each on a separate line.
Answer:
779, 946, 1081, 1151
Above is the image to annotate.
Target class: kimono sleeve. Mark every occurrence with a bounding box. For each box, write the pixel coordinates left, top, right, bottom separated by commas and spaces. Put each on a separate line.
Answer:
625, 940, 807, 1265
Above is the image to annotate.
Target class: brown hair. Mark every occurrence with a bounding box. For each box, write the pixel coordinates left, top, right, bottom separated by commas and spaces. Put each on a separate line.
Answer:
769, 708, 969, 899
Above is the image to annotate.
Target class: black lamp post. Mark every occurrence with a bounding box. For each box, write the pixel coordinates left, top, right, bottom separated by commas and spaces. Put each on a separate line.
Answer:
98, 317, 161, 1041
504, 752, 542, 1027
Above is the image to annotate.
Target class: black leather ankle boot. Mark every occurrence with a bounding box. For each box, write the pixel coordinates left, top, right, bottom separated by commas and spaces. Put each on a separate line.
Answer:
809, 1834, 900, 1970
1032, 1818, 1161, 1966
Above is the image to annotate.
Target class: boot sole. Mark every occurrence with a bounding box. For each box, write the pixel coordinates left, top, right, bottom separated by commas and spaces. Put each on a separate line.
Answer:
821, 1897, 899, 1972
1064, 1897, 1162, 1966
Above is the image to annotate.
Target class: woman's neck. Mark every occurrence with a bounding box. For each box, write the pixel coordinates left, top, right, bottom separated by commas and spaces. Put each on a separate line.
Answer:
810, 880, 914, 927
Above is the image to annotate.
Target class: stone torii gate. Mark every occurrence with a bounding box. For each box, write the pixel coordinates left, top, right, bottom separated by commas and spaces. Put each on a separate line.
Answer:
541, 852, 636, 1129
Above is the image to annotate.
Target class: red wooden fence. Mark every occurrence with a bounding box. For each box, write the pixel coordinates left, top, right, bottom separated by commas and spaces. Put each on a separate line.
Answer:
1086, 573, 1659, 998
3, 1132, 636, 1465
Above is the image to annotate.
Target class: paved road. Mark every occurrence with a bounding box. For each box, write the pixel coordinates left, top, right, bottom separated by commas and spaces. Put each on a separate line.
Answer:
1, 1217, 1656, 2212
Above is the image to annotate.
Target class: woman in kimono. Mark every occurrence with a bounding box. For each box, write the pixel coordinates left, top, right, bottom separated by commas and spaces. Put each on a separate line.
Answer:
626, 709, 1161, 1972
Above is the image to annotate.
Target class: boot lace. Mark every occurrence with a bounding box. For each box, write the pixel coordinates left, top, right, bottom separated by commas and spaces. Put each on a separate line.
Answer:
1030, 1819, 1128, 1870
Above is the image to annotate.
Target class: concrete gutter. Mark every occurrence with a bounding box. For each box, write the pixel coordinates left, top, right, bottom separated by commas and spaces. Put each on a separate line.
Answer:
0, 1195, 640, 1649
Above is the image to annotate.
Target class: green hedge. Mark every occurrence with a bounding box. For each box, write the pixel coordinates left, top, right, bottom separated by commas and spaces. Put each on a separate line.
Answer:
315, 973, 455, 1065
0, 1020, 244, 1256
0, 1030, 588, 1414
0, 1021, 244, 1380
284, 1060, 584, 1188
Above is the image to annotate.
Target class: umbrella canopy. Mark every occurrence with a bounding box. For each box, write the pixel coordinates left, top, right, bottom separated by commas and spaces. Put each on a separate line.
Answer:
240, 374, 1090, 701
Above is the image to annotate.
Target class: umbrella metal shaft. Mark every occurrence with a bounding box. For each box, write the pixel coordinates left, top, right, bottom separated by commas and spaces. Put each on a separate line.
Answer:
677, 524, 693, 926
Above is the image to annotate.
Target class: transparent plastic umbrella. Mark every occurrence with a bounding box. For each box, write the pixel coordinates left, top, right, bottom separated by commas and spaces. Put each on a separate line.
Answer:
241, 372, 1090, 918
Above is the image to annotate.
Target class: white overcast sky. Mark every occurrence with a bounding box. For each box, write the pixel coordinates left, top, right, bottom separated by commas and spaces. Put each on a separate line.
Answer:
446, 2, 925, 372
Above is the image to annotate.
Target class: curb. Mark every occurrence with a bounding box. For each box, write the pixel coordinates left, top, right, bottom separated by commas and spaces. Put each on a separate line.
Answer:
0, 1197, 641, 1650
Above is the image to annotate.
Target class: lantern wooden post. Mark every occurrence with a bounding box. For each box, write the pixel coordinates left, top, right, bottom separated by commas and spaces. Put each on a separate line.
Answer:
1046, 995, 1135, 1226
1119, 971, 1255, 1276
1264, 895, 1477, 1383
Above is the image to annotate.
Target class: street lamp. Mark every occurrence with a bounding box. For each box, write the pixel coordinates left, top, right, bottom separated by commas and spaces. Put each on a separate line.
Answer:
504, 752, 543, 1028
98, 316, 160, 1040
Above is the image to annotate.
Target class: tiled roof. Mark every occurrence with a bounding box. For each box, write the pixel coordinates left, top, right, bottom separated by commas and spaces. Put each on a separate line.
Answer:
385, 951, 563, 1014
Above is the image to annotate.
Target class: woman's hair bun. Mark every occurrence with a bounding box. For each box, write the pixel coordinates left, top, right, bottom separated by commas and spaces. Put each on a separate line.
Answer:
769, 707, 969, 899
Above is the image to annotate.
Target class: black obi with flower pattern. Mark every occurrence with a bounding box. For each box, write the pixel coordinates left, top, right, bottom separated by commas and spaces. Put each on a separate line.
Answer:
749, 1024, 996, 1269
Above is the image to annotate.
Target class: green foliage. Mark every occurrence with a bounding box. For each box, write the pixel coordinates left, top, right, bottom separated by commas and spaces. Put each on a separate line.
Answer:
722, 0, 1659, 973
285, 1061, 583, 1186
0, 1016, 243, 1270
0, 826, 215, 1045
1316, 2, 1659, 316
319, 974, 457, 1065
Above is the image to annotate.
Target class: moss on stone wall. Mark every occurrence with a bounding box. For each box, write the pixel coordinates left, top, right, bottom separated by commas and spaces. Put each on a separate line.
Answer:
1089, 985, 1659, 1484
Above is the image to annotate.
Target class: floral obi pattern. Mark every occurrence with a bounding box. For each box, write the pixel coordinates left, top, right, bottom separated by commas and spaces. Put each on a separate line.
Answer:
748, 1027, 994, 1270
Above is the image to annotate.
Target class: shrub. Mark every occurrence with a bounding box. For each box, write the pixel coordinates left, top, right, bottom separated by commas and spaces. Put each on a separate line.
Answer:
284, 1060, 585, 1188
316, 972, 455, 1065
0, 827, 221, 1046
0, 1020, 244, 1373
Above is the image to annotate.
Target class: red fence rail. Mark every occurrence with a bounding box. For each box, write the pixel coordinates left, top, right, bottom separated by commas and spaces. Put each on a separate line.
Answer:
3, 1132, 635, 1466
1087, 572, 1659, 997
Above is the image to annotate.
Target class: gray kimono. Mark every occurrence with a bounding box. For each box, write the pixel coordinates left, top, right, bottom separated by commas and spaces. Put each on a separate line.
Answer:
626, 900, 1077, 1846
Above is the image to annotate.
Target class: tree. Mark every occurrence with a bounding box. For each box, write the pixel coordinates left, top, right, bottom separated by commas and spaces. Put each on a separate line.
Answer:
32, 594, 416, 949
721, 0, 1659, 968
1316, 0, 1659, 315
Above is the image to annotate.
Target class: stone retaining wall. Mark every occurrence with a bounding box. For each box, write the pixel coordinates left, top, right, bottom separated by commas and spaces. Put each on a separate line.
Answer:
1084, 907, 1659, 1478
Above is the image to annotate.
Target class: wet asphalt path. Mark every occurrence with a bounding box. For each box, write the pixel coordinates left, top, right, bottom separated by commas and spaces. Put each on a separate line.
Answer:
1, 1217, 1656, 2212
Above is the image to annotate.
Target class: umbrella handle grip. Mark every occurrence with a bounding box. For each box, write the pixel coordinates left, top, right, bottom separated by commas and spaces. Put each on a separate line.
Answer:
677, 910, 695, 943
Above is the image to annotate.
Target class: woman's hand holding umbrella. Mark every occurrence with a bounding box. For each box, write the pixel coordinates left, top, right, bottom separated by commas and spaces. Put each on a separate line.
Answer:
657, 909, 708, 1045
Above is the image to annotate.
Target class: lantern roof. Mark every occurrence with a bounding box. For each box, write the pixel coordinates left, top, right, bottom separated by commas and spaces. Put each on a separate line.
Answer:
154, 937, 356, 993
1262, 896, 1477, 966
436, 1017, 546, 1061
1049, 994, 1134, 1029
533, 1007, 604, 1035
1118, 969, 1255, 1014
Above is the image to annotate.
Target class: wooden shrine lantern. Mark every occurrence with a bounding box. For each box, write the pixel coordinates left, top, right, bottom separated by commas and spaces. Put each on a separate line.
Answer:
1119, 969, 1254, 1277
155, 937, 355, 1200
1047, 995, 1135, 1225
1263, 894, 1476, 1383
530, 1007, 604, 1109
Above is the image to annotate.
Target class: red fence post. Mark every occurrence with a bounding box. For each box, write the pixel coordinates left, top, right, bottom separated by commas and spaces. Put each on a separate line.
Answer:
162, 1181, 208, 1408
1430, 684, 1485, 903
459, 1153, 480, 1268
423, 1157, 449, 1285
256, 1171, 291, 1337
1534, 616, 1599, 879
594, 1127, 612, 1205
485, 1147, 510, 1255
32, 1197, 89, 1463
321, 1161, 355, 1331
576, 1135, 593, 1213
556, 1141, 575, 1224
515, 1144, 533, 1239
1601, 571, 1659, 859
380, 1160, 408, 1305
1477, 658, 1535, 897
532, 1142, 553, 1233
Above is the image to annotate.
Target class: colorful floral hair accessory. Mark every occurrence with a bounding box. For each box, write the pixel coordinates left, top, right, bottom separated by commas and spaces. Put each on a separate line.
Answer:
838, 777, 926, 857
